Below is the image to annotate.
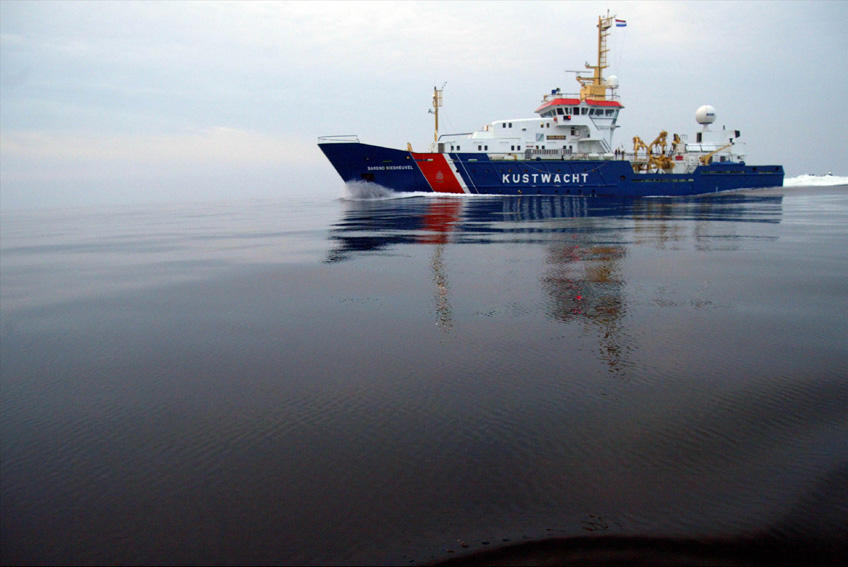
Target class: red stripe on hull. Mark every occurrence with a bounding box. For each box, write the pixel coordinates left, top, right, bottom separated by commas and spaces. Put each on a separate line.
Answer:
412, 153, 465, 193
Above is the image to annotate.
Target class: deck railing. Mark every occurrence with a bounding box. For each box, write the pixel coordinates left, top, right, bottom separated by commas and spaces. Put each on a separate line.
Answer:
318, 135, 360, 143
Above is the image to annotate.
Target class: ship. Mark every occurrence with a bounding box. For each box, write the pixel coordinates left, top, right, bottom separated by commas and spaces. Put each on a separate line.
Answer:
318, 11, 784, 198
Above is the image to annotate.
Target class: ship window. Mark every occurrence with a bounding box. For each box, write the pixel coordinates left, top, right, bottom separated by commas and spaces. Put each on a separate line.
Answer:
478, 145, 482, 150
582, 108, 588, 115
502, 123, 506, 128
509, 122, 512, 128
557, 108, 564, 115
485, 145, 488, 150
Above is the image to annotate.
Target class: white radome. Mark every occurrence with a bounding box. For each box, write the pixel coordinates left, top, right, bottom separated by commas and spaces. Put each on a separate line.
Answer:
696, 105, 717, 125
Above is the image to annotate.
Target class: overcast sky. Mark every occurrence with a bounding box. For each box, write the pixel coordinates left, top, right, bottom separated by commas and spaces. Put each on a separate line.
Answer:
1, 0, 846, 209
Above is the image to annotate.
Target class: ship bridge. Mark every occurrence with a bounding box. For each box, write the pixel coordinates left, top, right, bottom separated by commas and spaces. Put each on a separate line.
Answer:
432, 89, 624, 159
535, 93, 622, 120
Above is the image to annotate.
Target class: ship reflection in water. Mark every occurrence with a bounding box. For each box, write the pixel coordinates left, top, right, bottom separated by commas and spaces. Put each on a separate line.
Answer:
326, 191, 782, 377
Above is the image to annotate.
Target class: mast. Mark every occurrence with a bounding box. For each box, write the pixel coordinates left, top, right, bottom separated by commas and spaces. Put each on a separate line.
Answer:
578, 10, 615, 101
432, 84, 444, 142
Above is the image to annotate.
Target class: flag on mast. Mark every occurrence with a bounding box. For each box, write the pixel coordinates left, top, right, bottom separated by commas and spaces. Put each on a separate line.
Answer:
615, 19, 627, 27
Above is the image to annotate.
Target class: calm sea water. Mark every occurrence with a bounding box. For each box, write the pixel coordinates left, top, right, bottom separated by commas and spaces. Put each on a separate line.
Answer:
2, 184, 847, 565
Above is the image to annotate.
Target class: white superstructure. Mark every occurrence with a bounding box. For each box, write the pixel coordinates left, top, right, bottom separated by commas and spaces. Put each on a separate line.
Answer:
427, 12, 747, 175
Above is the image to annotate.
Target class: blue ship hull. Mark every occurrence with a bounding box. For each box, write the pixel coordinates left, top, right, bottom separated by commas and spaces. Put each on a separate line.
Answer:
319, 142, 784, 198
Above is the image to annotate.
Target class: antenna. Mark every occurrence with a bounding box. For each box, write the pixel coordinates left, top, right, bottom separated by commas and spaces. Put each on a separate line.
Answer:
576, 11, 617, 101
432, 82, 446, 142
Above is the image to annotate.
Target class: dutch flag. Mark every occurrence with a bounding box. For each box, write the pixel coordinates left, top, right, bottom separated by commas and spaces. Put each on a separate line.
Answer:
615, 19, 627, 27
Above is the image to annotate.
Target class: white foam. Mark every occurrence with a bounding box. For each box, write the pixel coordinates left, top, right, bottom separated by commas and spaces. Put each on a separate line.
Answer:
341, 181, 423, 200
784, 174, 848, 187
341, 181, 485, 201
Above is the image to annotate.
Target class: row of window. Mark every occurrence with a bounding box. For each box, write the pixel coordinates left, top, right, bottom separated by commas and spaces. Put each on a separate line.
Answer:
498, 122, 552, 129
540, 107, 617, 118
452, 142, 581, 152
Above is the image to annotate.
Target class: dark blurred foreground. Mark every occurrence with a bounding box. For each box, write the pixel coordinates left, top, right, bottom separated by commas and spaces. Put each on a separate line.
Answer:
431, 534, 847, 566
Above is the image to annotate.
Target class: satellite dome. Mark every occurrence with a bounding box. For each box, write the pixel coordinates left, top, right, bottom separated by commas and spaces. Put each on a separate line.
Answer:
696, 105, 716, 125
605, 75, 619, 89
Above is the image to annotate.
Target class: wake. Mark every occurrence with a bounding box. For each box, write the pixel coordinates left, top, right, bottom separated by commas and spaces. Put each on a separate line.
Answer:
785, 174, 848, 187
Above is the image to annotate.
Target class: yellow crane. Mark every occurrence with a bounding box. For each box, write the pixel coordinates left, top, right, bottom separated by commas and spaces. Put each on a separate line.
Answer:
699, 142, 733, 165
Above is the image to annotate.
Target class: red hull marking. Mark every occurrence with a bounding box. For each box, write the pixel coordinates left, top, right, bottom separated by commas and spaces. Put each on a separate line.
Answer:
412, 153, 465, 193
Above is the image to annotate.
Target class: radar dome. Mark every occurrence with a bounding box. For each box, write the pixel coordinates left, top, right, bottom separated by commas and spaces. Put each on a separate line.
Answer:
696, 105, 716, 125
605, 75, 619, 89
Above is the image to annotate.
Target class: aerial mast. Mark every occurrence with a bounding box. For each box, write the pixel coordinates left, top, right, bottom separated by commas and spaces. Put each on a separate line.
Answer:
432, 83, 445, 142
578, 11, 615, 101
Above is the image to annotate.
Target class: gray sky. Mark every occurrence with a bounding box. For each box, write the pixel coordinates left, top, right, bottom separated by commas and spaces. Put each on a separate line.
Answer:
1, 0, 846, 209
